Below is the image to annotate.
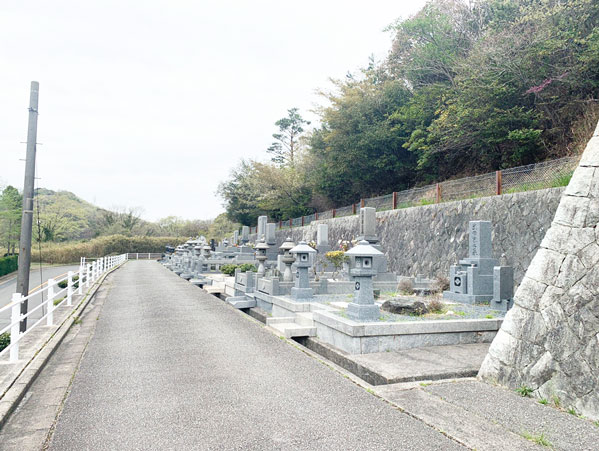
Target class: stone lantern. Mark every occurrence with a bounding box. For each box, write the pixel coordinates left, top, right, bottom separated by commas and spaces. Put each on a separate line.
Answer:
345, 240, 383, 321
290, 241, 316, 300
173, 246, 185, 275
193, 245, 202, 276
201, 244, 211, 271
255, 238, 269, 276
279, 237, 296, 282
180, 246, 194, 280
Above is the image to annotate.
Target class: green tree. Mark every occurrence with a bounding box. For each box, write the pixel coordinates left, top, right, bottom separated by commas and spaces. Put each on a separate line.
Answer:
266, 108, 310, 167
0, 186, 22, 254
219, 0, 599, 221
207, 213, 240, 240
309, 73, 415, 206
217, 160, 265, 225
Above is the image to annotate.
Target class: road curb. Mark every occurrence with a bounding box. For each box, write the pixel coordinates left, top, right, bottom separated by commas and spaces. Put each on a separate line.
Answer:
0, 262, 126, 430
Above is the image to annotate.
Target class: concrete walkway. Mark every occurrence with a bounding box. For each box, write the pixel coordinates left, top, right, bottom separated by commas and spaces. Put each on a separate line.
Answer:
48, 261, 463, 450
3, 261, 597, 450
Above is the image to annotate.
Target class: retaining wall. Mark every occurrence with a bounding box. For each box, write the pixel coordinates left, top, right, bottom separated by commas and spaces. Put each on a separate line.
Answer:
264, 187, 565, 287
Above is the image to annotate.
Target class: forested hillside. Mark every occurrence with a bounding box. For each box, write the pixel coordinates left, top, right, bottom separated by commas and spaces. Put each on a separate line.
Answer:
219, 0, 599, 224
0, 187, 239, 256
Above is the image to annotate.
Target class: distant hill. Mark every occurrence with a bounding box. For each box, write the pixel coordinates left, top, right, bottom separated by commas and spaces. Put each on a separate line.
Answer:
1, 186, 239, 253
34, 188, 114, 241
34, 188, 158, 241
31, 188, 239, 243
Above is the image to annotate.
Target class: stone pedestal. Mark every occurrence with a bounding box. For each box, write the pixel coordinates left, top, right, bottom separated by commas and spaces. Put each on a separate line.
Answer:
347, 275, 380, 322
492, 266, 513, 311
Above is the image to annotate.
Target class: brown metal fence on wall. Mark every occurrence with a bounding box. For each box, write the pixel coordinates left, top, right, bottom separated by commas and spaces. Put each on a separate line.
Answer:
254, 156, 579, 231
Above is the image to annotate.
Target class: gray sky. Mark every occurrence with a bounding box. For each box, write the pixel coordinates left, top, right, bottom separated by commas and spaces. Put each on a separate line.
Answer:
0, 0, 427, 221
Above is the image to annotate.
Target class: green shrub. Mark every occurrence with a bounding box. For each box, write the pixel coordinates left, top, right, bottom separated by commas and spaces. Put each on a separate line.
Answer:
238, 263, 257, 273
0, 255, 18, 277
30, 235, 186, 264
54, 296, 65, 306
221, 263, 258, 276
0, 332, 10, 352
57, 275, 80, 289
220, 264, 238, 276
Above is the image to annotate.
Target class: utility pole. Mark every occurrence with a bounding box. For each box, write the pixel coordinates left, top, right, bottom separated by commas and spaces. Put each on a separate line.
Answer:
16, 81, 39, 332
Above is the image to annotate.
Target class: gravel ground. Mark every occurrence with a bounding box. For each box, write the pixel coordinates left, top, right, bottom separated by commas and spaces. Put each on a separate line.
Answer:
49, 261, 465, 450
324, 293, 505, 322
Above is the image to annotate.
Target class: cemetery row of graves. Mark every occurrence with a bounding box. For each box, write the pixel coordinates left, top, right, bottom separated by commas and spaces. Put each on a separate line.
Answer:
161, 208, 513, 356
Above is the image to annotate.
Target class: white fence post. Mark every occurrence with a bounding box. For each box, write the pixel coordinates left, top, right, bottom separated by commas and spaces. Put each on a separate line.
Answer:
67, 271, 73, 306
77, 263, 83, 295
10, 293, 22, 362
47, 278, 55, 326
86, 264, 91, 287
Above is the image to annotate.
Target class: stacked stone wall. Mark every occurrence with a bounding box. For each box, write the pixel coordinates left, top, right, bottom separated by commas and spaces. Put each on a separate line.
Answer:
269, 187, 564, 287
479, 123, 599, 420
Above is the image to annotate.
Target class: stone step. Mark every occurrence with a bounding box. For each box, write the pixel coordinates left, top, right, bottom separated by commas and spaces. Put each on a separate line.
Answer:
295, 312, 314, 327
269, 322, 316, 339
204, 285, 224, 295
226, 296, 256, 309
265, 316, 296, 326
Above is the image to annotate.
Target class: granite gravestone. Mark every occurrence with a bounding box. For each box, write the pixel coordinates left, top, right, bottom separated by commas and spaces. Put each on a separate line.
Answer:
443, 221, 513, 309
357, 207, 378, 243
316, 224, 331, 253
241, 226, 250, 244
257, 216, 267, 240
315, 224, 331, 272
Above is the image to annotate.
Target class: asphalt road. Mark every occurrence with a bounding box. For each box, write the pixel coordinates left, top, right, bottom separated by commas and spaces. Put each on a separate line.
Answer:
50, 261, 464, 450
0, 264, 80, 330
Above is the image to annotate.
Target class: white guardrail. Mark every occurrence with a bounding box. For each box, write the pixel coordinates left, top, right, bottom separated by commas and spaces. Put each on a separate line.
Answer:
0, 253, 128, 362
126, 253, 162, 260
